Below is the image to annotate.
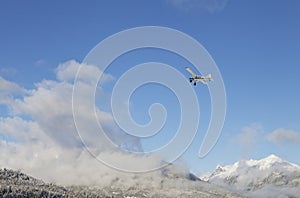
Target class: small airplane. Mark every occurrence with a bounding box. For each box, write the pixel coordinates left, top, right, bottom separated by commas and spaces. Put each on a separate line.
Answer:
185, 67, 213, 86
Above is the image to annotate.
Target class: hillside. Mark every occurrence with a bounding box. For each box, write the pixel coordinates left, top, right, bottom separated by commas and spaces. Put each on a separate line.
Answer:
0, 167, 246, 198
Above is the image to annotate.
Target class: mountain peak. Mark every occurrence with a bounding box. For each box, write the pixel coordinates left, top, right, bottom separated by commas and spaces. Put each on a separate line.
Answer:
262, 154, 283, 162
257, 154, 285, 169
205, 155, 300, 197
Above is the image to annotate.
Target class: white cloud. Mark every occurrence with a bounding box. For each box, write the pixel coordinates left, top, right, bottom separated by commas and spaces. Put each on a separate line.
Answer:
0, 76, 29, 110
0, 140, 163, 186
12, 80, 81, 147
6, 61, 137, 150
0, 60, 163, 186
0, 116, 51, 144
266, 128, 300, 145
166, 0, 229, 13
0, 76, 28, 96
56, 59, 114, 83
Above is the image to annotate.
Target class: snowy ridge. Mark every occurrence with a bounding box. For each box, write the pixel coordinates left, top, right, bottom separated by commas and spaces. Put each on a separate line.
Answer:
0, 167, 246, 197
204, 154, 300, 198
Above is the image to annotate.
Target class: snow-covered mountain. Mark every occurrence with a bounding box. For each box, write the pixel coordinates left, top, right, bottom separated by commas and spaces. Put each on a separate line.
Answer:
204, 154, 300, 198
0, 167, 247, 198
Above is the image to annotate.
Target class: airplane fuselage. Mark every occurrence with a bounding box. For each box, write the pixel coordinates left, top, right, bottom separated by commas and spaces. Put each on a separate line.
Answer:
189, 76, 205, 81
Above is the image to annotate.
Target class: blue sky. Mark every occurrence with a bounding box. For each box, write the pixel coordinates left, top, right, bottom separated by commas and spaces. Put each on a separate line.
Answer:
0, 0, 300, 176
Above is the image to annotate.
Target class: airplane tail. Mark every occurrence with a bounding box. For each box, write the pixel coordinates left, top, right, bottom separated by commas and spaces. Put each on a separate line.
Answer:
206, 74, 213, 81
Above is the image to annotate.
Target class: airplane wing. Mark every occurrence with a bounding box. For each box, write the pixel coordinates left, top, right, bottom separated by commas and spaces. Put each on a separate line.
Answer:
185, 67, 197, 77
199, 79, 208, 85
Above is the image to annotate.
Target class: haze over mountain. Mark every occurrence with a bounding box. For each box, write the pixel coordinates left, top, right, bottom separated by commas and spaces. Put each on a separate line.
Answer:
0, 166, 246, 198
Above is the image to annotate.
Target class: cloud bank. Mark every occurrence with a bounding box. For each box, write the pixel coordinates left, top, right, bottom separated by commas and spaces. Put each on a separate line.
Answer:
0, 60, 169, 186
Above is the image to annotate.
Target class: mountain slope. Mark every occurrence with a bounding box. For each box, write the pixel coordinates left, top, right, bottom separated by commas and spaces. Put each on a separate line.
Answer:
205, 154, 300, 198
0, 168, 68, 197
0, 167, 246, 198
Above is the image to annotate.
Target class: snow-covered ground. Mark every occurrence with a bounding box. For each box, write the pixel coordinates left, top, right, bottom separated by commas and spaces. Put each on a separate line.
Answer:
203, 154, 300, 198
